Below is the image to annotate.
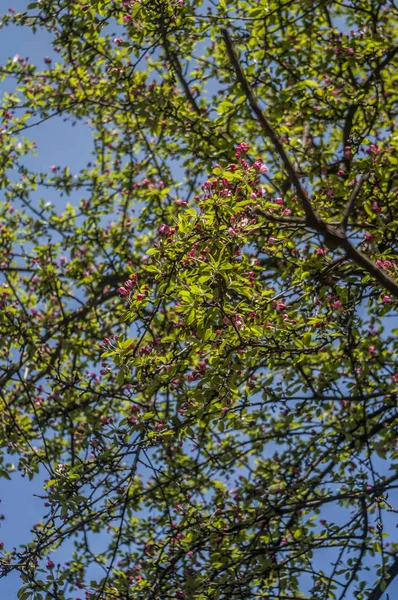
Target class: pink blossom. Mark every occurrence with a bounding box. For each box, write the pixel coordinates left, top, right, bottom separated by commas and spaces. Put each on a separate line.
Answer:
363, 232, 374, 242
118, 287, 129, 296
382, 295, 391, 304
234, 315, 244, 329
240, 158, 250, 170
124, 277, 137, 287
331, 300, 342, 310
158, 223, 170, 236
236, 142, 249, 152
235, 142, 249, 158
253, 158, 268, 173
366, 144, 380, 155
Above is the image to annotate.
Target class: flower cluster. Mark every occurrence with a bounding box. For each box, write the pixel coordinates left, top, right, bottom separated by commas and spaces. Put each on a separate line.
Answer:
117, 274, 138, 297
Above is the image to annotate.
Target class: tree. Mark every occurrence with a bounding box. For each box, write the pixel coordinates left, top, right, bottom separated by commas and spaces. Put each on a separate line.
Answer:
0, 0, 397, 598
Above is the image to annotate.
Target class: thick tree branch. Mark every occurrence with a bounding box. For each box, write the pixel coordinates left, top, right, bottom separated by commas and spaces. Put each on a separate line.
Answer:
367, 554, 398, 600
339, 237, 398, 298
221, 27, 398, 299
220, 27, 320, 229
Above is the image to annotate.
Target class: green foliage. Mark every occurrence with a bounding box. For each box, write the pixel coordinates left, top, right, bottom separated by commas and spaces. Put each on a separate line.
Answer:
0, 0, 398, 598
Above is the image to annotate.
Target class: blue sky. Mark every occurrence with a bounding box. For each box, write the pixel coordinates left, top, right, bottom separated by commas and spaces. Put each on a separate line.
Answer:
0, 3, 397, 599
0, 5, 95, 597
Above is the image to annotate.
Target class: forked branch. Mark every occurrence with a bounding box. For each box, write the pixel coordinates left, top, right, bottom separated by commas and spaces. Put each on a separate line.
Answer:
221, 27, 398, 299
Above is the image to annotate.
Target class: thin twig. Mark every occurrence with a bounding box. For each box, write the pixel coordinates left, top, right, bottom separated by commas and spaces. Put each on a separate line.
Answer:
341, 173, 369, 229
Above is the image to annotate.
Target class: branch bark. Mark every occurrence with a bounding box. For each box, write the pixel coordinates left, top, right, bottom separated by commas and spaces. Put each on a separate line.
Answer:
221, 27, 398, 299
367, 555, 398, 600
220, 27, 319, 228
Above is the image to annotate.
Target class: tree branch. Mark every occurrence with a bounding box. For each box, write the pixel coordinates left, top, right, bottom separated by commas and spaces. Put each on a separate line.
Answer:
220, 27, 320, 229
367, 554, 398, 600
341, 173, 369, 230
221, 27, 398, 299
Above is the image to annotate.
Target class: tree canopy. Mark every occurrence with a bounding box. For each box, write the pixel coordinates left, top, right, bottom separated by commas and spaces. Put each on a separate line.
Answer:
1, 0, 398, 598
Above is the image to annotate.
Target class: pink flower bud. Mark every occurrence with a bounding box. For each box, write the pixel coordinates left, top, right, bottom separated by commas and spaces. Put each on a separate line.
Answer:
118, 287, 129, 296
158, 223, 170, 236
331, 300, 342, 310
